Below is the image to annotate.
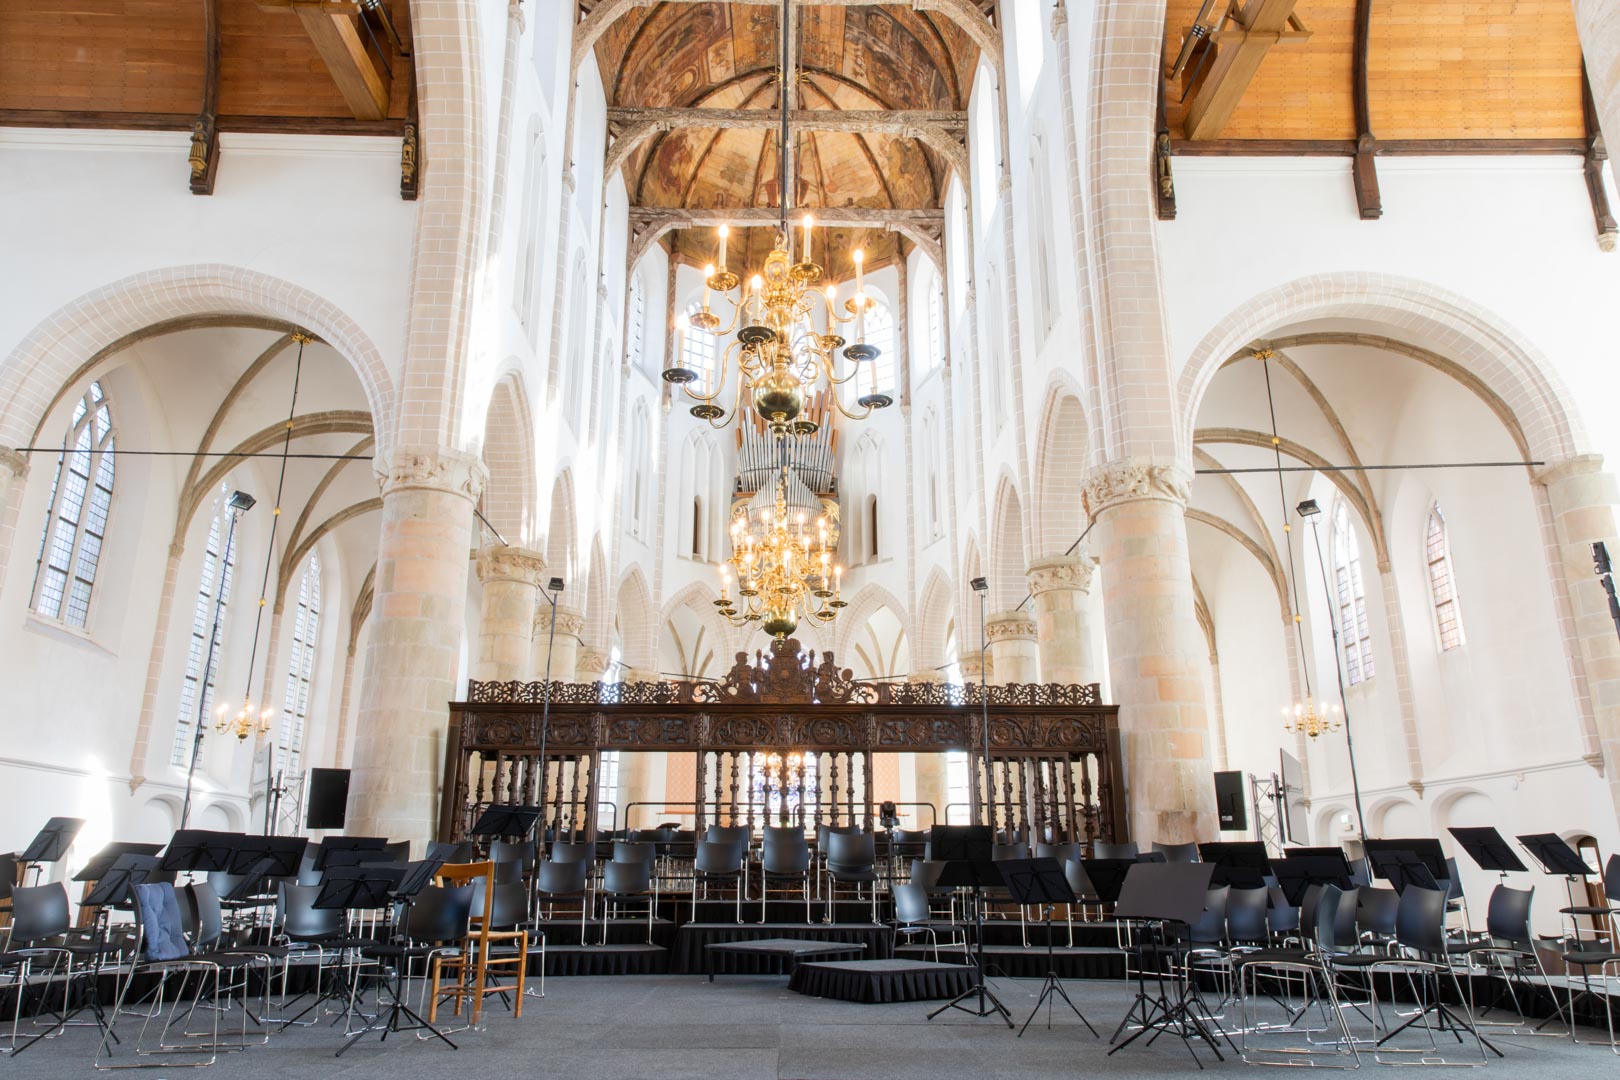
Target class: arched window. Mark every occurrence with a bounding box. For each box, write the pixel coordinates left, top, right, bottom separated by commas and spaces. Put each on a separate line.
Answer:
279, 552, 322, 775
691, 496, 705, 560
173, 486, 240, 766
1331, 500, 1375, 685
33, 381, 116, 628
683, 302, 718, 386
862, 299, 896, 393
925, 277, 945, 372
626, 274, 645, 371
1425, 505, 1465, 651
865, 494, 880, 561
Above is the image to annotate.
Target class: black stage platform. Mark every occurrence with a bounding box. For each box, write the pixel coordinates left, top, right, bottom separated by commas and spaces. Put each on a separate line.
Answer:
674, 922, 894, 974
788, 958, 977, 1003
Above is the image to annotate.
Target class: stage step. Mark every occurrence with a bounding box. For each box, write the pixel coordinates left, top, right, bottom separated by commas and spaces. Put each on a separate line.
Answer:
528, 943, 670, 976
895, 943, 1128, 981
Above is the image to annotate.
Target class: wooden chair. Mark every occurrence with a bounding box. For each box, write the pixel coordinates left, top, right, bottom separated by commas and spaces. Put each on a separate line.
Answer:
430, 862, 530, 1024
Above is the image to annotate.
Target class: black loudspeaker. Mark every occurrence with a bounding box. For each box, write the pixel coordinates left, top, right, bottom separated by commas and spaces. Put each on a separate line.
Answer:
305, 768, 351, 830
1213, 771, 1247, 832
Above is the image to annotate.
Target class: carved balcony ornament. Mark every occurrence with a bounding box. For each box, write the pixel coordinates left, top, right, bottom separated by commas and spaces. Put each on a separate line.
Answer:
1081, 459, 1192, 518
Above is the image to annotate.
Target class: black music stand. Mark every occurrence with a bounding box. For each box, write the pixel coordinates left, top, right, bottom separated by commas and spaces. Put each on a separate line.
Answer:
1517, 832, 1597, 927
68, 854, 164, 1046
1001, 857, 1098, 1038
159, 829, 239, 874
1366, 847, 1442, 894
312, 835, 388, 872
82, 854, 161, 908
1107, 861, 1225, 1066
926, 825, 1012, 1028
336, 860, 455, 1057
1197, 842, 1272, 889
1448, 826, 1527, 886
286, 864, 406, 1028
469, 804, 541, 841
229, 835, 309, 876
1078, 858, 1134, 904
20, 816, 85, 880
394, 858, 446, 900
1271, 853, 1355, 905
74, 842, 163, 883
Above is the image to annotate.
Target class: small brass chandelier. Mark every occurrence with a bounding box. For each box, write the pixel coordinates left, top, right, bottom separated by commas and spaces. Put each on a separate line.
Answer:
718, 465, 845, 638
1284, 696, 1342, 740
217, 696, 274, 742
662, 0, 890, 436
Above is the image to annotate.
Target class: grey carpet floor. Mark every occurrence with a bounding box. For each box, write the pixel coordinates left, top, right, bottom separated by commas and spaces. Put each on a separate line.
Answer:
9, 975, 1617, 1079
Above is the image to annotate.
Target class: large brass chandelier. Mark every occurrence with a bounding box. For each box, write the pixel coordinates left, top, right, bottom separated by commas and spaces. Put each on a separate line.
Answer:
661, 0, 891, 436
718, 464, 845, 638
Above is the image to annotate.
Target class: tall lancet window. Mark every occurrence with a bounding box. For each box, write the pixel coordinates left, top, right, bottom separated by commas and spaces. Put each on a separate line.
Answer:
1425, 504, 1465, 651
280, 552, 322, 774
862, 300, 896, 392
173, 486, 239, 766
1331, 499, 1375, 685
683, 302, 719, 386
33, 381, 116, 628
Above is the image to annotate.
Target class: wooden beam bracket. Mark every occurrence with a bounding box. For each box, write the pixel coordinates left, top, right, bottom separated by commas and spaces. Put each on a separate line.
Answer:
1350, 0, 1380, 220
400, 68, 419, 201
258, 0, 392, 121
1583, 69, 1618, 252
190, 0, 221, 196
1155, 59, 1177, 220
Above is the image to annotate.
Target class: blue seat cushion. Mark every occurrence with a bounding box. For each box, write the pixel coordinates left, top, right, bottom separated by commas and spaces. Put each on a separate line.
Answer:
133, 883, 190, 962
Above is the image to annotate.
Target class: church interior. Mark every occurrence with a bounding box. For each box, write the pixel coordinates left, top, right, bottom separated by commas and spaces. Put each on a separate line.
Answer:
4, 0, 1620, 1074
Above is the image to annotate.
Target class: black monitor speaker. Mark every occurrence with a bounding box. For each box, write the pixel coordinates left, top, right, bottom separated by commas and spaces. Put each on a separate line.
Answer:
1213, 770, 1247, 831
305, 768, 351, 830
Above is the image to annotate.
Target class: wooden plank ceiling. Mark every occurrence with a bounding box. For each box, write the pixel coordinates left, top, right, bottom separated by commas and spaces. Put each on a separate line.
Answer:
1162, 0, 1585, 144
596, 2, 978, 271
0, 0, 412, 130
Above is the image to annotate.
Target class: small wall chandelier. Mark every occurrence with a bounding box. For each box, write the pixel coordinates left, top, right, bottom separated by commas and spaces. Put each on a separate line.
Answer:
718, 465, 845, 638
666, 221, 891, 436
1284, 696, 1341, 739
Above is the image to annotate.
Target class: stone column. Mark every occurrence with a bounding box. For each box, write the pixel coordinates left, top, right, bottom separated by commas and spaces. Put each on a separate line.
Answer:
473, 545, 545, 682
350, 447, 485, 844
986, 611, 1040, 685
1538, 455, 1620, 814
1027, 555, 1100, 686
623, 667, 662, 685
1083, 460, 1218, 845
958, 652, 993, 684
533, 605, 584, 684
575, 645, 612, 684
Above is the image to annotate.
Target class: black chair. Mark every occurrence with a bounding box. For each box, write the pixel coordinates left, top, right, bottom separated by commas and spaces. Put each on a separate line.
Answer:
1356, 886, 1400, 951
1035, 841, 1082, 866
549, 841, 593, 865
1224, 886, 1270, 947
1559, 852, 1620, 943
1459, 883, 1565, 1035
1153, 842, 1200, 864
2, 884, 80, 1054
705, 825, 751, 849
535, 859, 590, 945
691, 838, 748, 924
612, 840, 655, 864
1094, 841, 1138, 860
910, 858, 959, 924
489, 839, 536, 875
992, 841, 1029, 862
824, 831, 879, 924
349, 883, 471, 1053
760, 830, 813, 924
1235, 885, 1362, 1067
892, 882, 967, 962
598, 859, 656, 944
1332, 884, 1497, 1064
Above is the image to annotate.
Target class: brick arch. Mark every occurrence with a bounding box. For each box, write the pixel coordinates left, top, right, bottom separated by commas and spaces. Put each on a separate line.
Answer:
1031, 376, 1093, 559
614, 564, 656, 671
913, 568, 956, 673
987, 475, 1028, 611
544, 468, 579, 586
581, 533, 612, 647
478, 368, 538, 547
0, 264, 396, 459
958, 532, 984, 647
1177, 273, 1587, 466
658, 578, 736, 673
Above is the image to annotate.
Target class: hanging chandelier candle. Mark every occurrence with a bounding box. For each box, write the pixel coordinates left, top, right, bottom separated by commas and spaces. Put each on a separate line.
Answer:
1283, 696, 1342, 739
716, 465, 845, 638
217, 697, 274, 742
664, 223, 891, 436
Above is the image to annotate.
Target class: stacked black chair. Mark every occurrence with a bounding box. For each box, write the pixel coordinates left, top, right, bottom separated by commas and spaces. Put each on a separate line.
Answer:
535, 859, 590, 945
760, 828, 813, 923
893, 881, 967, 961
824, 831, 879, 924
1459, 883, 1566, 1035
1233, 884, 1362, 1068
598, 859, 656, 944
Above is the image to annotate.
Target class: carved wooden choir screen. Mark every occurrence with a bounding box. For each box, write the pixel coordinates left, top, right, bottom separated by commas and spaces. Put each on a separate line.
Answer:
440, 639, 1126, 845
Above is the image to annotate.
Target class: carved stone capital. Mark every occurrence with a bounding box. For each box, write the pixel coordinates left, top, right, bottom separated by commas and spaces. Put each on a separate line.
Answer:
507, 0, 524, 31
1081, 459, 1191, 518
1533, 452, 1606, 488
536, 604, 585, 639
985, 610, 1037, 643
576, 646, 613, 680
475, 545, 546, 587
381, 446, 487, 504
0, 446, 28, 482
957, 653, 991, 681
1027, 554, 1095, 597
1049, 0, 1067, 37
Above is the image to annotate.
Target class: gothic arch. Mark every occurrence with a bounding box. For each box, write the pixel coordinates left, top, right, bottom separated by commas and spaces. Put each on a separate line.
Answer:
0, 266, 396, 458
832, 583, 911, 660
581, 534, 612, 649
1178, 273, 1588, 466
1031, 378, 1093, 559
913, 568, 956, 673
988, 475, 1028, 611
614, 565, 656, 672
544, 468, 579, 587
478, 369, 539, 547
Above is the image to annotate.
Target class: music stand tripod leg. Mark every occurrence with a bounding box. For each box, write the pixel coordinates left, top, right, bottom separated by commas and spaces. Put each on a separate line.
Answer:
1018, 905, 1096, 1037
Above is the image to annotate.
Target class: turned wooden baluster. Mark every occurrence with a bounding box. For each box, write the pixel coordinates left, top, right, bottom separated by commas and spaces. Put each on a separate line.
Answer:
794, 754, 807, 828
582, 752, 598, 842
728, 751, 740, 828
695, 751, 709, 835
1079, 753, 1097, 849
551, 756, 566, 840
1061, 754, 1078, 843
778, 752, 791, 826
829, 751, 841, 827
811, 752, 825, 829
861, 750, 874, 830
746, 752, 758, 832
1000, 756, 1015, 841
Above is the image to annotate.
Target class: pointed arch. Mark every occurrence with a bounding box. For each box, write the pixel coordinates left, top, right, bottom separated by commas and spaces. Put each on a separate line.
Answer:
614, 565, 656, 672
545, 469, 579, 587
581, 534, 612, 649
478, 369, 538, 547
1032, 379, 1092, 559
914, 568, 957, 673
832, 583, 911, 660
988, 476, 1029, 611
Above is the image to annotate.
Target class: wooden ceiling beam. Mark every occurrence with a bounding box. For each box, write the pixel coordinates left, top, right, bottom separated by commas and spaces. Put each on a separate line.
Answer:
258, 0, 390, 121
1350, 0, 1380, 220
1183, 0, 1305, 142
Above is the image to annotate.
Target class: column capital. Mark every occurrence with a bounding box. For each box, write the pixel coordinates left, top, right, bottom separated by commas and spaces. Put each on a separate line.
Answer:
576, 645, 612, 682
0, 446, 27, 481
379, 445, 487, 504
985, 609, 1037, 642
1534, 452, 1607, 487
536, 603, 585, 638
1082, 459, 1191, 518
1027, 554, 1095, 596
475, 544, 546, 587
